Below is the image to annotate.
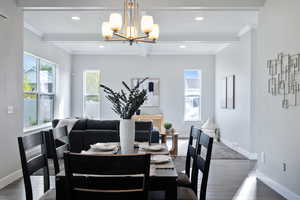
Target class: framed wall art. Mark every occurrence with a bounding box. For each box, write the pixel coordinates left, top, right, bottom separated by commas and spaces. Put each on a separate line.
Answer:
221, 77, 227, 109
227, 75, 235, 109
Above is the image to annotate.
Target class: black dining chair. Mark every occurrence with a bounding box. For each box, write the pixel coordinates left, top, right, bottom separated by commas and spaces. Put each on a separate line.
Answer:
63, 152, 151, 200
18, 132, 56, 200
45, 126, 69, 175
177, 126, 202, 192
151, 132, 213, 200
192, 132, 214, 200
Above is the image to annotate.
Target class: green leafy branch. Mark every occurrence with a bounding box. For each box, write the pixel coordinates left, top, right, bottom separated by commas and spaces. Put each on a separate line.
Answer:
100, 78, 148, 119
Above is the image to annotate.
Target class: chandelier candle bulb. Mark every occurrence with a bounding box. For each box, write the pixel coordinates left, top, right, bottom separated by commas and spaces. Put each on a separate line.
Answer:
109, 13, 122, 31
141, 15, 154, 33
148, 24, 159, 40
102, 22, 113, 39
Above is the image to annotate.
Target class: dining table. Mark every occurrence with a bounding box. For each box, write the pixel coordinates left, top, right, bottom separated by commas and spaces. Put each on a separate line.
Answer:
55, 143, 178, 200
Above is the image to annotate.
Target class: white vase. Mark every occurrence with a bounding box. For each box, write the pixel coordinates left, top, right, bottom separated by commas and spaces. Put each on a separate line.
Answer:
119, 119, 135, 154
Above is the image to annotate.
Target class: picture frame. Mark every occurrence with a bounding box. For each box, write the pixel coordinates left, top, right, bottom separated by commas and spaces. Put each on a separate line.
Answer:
221, 77, 227, 109
227, 75, 235, 109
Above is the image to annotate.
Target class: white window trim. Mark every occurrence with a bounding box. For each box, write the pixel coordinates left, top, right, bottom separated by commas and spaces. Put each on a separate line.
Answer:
23, 52, 57, 132
184, 69, 202, 122
23, 123, 52, 134
83, 70, 101, 119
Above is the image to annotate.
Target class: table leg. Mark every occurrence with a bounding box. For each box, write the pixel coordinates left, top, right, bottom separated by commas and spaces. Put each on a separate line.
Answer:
169, 134, 178, 156
161, 135, 167, 144
173, 134, 178, 156
165, 180, 177, 200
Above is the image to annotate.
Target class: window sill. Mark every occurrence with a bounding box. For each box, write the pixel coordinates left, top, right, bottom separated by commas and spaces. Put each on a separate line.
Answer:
23, 123, 52, 134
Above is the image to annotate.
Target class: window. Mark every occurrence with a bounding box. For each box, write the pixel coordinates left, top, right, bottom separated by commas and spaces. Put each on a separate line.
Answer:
83, 71, 100, 119
23, 53, 56, 128
184, 70, 201, 121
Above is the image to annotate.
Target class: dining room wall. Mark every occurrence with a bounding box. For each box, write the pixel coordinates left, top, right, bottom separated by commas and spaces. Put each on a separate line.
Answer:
253, 0, 300, 198
0, 0, 23, 188
215, 30, 256, 157
71, 55, 215, 137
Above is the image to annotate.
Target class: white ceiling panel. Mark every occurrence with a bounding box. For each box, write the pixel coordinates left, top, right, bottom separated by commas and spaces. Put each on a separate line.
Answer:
24, 9, 257, 55
24, 10, 257, 35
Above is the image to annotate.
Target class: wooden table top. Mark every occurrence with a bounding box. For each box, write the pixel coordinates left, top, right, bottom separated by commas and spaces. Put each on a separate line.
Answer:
57, 143, 178, 178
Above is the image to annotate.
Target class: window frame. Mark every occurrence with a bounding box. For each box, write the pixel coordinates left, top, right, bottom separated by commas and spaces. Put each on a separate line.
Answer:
83, 70, 101, 119
184, 69, 202, 122
23, 52, 56, 131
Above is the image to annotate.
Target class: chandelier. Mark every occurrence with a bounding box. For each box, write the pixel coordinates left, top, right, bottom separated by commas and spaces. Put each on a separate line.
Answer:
101, 0, 159, 45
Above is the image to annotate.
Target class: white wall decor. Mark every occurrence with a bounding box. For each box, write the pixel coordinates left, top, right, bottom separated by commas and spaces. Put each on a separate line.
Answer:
132, 78, 160, 107
221, 77, 227, 108
267, 53, 300, 109
227, 75, 235, 109
220, 75, 235, 109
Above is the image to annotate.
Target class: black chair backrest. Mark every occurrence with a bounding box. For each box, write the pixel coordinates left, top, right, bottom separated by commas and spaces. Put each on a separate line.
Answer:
185, 126, 202, 179
45, 126, 69, 174
135, 121, 153, 143
18, 132, 50, 200
192, 132, 214, 200
64, 152, 151, 200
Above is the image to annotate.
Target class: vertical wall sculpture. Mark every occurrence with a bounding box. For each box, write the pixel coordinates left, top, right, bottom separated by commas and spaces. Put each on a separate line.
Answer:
267, 53, 300, 108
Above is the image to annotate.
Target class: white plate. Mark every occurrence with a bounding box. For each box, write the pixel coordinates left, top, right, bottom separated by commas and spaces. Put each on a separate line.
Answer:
151, 155, 171, 164
90, 143, 118, 151
141, 144, 165, 152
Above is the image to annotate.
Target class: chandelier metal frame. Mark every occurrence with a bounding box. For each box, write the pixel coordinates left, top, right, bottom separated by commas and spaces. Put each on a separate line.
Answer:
102, 0, 159, 45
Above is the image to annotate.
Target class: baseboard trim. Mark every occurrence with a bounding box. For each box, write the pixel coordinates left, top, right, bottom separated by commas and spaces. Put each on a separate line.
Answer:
221, 138, 258, 160
256, 170, 300, 200
0, 169, 22, 190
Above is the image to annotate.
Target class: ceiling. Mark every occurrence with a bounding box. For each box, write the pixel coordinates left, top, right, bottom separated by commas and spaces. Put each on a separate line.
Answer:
24, 11, 257, 35
24, 9, 258, 55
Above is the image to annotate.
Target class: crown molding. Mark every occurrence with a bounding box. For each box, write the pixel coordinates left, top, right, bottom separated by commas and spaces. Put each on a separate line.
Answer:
24, 21, 43, 37
237, 24, 257, 38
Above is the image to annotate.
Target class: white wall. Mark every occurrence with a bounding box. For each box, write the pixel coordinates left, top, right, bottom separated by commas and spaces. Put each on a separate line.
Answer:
24, 29, 72, 118
0, 0, 23, 182
71, 55, 215, 136
254, 0, 300, 196
215, 31, 255, 154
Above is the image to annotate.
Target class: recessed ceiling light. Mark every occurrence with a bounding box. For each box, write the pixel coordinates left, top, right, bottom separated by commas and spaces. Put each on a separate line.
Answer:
71, 16, 80, 21
99, 45, 105, 48
179, 45, 186, 49
195, 17, 204, 21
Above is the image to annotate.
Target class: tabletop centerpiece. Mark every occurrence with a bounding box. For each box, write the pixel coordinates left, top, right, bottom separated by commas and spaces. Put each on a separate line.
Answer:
100, 78, 148, 153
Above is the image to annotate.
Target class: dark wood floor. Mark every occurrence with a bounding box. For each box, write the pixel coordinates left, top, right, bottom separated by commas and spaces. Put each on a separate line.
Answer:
0, 159, 285, 200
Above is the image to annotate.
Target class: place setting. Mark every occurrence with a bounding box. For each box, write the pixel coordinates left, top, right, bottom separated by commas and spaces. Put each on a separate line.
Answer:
138, 143, 169, 155
81, 142, 119, 155
151, 155, 174, 170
